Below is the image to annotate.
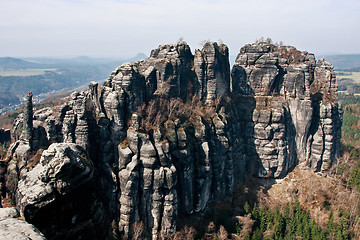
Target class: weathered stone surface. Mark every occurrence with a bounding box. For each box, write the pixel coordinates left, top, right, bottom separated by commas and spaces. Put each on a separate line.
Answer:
0, 217, 46, 240
20, 93, 33, 148
232, 42, 341, 177
0, 207, 19, 219
16, 143, 109, 240
4, 93, 35, 199
0, 207, 46, 239
194, 42, 230, 102
2, 41, 342, 239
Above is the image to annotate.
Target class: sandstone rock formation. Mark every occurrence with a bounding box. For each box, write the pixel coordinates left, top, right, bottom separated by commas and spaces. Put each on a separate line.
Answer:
16, 143, 109, 240
0, 217, 46, 240
20, 93, 34, 148
0, 40, 342, 239
0, 207, 46, 240
232, 43, 342, 176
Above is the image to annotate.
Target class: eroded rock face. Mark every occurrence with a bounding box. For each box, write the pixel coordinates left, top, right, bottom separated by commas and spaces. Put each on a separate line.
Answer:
20, 93, 34, 148
2, 41, 342, 239
16, 143, 109, 240
0, 207, 46, 240
0, 207, 19, 219
194, 42, 230, 102
232, 43, 342, 177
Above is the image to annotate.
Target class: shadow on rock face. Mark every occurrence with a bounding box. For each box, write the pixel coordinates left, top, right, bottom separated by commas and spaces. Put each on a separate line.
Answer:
16, 143, 110, 240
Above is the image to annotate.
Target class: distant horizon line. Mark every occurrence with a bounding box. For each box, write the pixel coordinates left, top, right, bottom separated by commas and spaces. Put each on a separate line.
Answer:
0, 53, 149, 60
1, 52, 360, 60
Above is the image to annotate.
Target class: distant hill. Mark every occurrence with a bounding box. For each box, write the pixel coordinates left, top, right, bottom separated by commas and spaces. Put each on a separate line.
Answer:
322, 54, 360, 70
125, 53, 147, 63
0, 53, 148, 111
23, 53, 148, 67
0, 57, 45, 70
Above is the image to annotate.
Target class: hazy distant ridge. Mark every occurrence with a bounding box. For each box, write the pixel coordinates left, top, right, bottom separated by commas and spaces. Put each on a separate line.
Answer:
0, 53, 148, 111
322, 54, 360, 70
0, 57, 46, 70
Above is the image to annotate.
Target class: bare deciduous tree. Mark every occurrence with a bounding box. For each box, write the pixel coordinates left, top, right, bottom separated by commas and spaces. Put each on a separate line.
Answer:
182, 225, 196, 239
217, 225, 228, 240
132, 221, 145, 240
169, 225, 196, 240
234, 214, 255, 239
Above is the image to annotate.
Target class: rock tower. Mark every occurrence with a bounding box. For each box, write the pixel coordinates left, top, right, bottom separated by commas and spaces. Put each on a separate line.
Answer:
2, 41, 342, 239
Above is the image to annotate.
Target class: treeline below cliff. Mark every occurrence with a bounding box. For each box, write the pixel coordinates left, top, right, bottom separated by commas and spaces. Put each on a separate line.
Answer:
164, 166, 359, 240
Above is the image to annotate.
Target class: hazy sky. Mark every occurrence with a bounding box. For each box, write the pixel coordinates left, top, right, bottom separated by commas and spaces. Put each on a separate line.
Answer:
1, 0, 359, 58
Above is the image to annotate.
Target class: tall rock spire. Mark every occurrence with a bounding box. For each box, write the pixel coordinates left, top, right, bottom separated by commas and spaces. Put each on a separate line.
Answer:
20, 92, 33, 149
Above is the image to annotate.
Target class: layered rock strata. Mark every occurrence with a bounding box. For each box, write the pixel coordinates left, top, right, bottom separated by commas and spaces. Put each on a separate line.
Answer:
232, 43, 341, 175
1, 41, 342, 239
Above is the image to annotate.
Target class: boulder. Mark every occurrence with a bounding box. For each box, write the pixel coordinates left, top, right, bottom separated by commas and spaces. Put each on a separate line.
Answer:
0, 217, 46, 240
16, 143, 109, 240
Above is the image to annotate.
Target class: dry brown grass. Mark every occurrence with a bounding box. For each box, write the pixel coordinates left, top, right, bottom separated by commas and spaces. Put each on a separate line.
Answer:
25, 149, 44, 169
119, 138, 129, 149
1, 197, 15, 207
0, 108, 23, 129
261, 166, 360, 232
254, 39, 305, 64
169, 225, 196, 240
136, 95, 219, 131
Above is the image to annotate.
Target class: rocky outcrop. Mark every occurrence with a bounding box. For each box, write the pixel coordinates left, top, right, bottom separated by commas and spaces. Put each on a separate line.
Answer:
20, 93, 34, 148
4, 94, 36, 202
0, 207, 19, 219
16, 143, 109, 240
194, 42, 230, 102
0, 217, 46, 240
232, 43, 342, 177
1, 41, 342, 239
0, 207, 46, 240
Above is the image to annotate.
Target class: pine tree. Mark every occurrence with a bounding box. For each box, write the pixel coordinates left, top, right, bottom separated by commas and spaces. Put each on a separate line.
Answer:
244, 201, 250, 214
273, 208, 284, 240
252, 203, 259, 220
252, 228, 262, 240
327, 211, 336, 237
259, 205, 268, 232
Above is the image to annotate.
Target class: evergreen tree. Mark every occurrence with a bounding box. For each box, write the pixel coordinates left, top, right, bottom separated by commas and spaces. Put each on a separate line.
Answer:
244, 201, 250, 214
252, 203, 259, 220
327, 211, 336, 237
252, 228, 262, 240
258, 205, 268, 232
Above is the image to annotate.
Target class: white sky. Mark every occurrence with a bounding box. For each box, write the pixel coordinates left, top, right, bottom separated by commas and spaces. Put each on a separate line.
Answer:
0, 0, 359, 58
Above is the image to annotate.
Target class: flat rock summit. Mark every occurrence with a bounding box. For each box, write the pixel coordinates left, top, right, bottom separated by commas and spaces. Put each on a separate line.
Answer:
0, 40, 342, 239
